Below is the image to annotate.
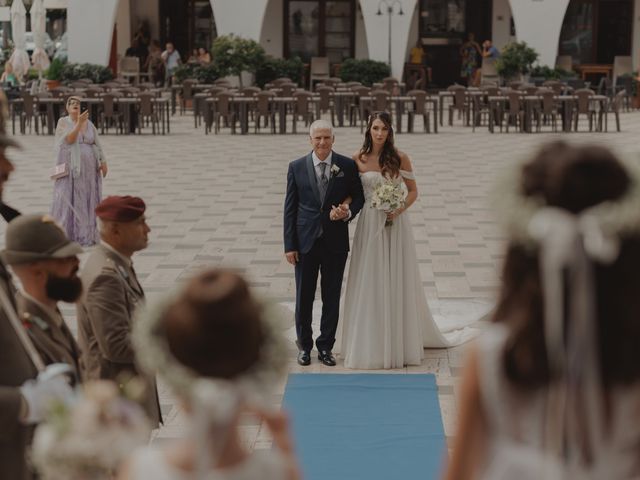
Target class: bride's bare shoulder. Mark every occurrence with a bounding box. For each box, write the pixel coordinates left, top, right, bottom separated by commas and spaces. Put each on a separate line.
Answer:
351, 150, 362, 162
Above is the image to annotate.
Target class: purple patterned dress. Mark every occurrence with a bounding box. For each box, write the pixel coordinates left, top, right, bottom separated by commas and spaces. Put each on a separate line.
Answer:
51, 117, 104, 246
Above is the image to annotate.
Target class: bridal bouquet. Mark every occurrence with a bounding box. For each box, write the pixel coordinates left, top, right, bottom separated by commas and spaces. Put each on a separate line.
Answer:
371, 180, 405, 227
32, 380, 150, 480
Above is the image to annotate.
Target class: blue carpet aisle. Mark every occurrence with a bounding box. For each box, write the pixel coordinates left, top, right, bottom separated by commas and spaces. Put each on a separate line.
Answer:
283, 374, 446, 480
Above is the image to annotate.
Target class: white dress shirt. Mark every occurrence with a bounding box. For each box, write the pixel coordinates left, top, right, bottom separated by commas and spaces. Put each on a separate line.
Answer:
311, 150, 350, 220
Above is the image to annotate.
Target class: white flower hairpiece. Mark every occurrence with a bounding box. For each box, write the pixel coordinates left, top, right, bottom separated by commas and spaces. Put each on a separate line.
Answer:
492, 154, 640, 251
132, 287, 289, 416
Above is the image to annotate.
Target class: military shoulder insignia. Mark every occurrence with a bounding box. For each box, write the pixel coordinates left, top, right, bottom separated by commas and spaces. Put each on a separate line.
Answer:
22, 312, 49, 331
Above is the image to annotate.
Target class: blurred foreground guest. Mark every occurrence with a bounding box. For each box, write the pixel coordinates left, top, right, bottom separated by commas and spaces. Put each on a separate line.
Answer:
51, 96, 107, 246
120, 269, 301, 480
0, 90, 74, 480
444, 141, 640, 480
77, 196, 161, 428
32, 380, 150, 480
1, 214, 84, 382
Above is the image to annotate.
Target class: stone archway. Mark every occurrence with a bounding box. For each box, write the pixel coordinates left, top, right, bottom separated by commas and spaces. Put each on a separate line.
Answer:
67, 0, 120, 65
209, 0, 269, 41
508, 0, 570, 66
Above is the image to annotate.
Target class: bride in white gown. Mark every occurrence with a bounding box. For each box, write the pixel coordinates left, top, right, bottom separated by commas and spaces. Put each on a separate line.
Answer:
339, 112, 480, 370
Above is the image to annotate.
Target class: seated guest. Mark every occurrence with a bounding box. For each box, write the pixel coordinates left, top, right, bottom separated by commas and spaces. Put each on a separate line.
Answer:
444, 141, 640, 479
198, 47, 212, 65
1, 62, 18, 86
119, 269, 301, 480
1, 214, 84, 382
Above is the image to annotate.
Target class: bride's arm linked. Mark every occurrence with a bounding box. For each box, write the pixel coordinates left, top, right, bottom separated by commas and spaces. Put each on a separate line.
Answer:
387, 152, 417, 223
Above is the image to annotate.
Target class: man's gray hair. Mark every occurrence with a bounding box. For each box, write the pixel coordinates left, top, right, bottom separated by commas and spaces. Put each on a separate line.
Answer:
309, 119, 334, 137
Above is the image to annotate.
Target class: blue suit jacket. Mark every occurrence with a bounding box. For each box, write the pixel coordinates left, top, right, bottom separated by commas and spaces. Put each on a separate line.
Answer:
284, 151, 364, 255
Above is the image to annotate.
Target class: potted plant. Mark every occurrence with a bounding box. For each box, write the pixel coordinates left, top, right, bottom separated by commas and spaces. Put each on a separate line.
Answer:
211, 34, 265, 87
45, 57, 65, 89
495, 41, 539, 82
339, 59, 390, 87
255, 56, 303, 88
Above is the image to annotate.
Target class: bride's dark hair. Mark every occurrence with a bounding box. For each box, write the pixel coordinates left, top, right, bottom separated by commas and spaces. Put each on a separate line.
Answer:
359, 111, 401, 178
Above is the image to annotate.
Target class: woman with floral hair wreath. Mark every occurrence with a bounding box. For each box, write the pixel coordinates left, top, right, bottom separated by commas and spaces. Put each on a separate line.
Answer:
119, 268, 300, 480
444, 141, 640, 479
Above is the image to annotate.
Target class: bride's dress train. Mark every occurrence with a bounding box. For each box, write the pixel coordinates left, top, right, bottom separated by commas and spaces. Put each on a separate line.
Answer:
339, 170, 484, 370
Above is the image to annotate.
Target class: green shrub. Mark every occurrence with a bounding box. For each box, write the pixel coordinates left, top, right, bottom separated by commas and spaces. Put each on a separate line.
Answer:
194, 64, 220, 83
46, 57, 66, 81
529, 65, 576, 80
60, 62, 113, 84
255, 56, 303, 87
172, 63, 220, 84
339, 59, 390, 87
211, 34, 265, 87
495, 42, 539, 79
173, 63, 199, 84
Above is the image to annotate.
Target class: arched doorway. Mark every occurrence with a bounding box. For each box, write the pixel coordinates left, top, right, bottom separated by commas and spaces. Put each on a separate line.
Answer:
558, 0, 633, 66
159, 0, 217, 58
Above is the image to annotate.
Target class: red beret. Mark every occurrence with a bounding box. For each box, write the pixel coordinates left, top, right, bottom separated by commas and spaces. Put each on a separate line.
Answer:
95, 196, 146, 222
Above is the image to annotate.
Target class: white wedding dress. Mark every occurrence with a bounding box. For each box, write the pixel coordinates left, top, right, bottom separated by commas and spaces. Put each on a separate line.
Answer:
340, 170, 482, 369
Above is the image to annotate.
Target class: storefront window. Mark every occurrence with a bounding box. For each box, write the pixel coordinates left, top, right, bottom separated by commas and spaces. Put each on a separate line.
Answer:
285, 0, 354, 64
193, 0, 216, 51
420, 0, 466, 36
558, 0, 594, 64
288, 1, 320, 62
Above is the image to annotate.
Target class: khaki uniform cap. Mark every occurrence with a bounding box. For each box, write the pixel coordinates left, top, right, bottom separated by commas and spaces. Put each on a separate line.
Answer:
0, 214, 83, 265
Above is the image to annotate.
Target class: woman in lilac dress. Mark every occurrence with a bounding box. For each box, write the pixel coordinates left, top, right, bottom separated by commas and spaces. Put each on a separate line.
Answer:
51, 96, 107, 246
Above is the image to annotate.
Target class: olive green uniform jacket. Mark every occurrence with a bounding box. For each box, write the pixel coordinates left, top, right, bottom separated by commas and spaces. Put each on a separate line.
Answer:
16, 293, 82, 383
76, 243, 161, 427
0, 263, 38, 479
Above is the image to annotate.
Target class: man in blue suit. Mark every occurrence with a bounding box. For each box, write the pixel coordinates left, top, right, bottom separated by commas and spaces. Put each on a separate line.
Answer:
284, 120, 364, 366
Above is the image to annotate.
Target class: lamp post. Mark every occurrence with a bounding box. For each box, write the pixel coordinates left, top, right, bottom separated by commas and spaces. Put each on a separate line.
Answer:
376, 0, 403, 69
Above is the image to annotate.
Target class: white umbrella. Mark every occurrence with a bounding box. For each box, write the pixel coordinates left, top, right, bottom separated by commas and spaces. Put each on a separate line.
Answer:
31, 0, 50, 73
8, 0, 31, 79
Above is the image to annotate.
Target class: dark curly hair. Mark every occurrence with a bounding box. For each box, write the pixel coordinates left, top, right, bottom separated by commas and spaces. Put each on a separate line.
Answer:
494, 141, 640, 390
359, 111, 401, 178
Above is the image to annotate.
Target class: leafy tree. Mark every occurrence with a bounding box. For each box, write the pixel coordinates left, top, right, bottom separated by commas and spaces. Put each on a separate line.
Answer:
495, 42, 539, 80
211, 35, 265, 87
255, 56, 304, 87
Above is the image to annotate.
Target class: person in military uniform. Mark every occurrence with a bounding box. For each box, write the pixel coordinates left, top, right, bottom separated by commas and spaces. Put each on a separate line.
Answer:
1, 214, 84, 382
77, 195, 161, 428
0, 91, 74, 479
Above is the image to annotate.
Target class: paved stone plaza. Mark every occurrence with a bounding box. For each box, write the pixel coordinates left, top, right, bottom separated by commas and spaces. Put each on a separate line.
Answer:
3, 112, 640, 455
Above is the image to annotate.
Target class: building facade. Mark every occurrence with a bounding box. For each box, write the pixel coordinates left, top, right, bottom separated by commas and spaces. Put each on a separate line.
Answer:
67, 0, 640, 86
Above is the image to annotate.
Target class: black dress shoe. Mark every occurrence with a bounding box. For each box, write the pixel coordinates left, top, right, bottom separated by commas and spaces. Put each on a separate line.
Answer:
317, 350, 336, 366
297, 350, 311, 366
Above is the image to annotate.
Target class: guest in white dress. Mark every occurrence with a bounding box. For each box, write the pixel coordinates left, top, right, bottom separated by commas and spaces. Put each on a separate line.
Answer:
340, 111, 476, 370
119, 269, 300, 480
444, 141, 640, 479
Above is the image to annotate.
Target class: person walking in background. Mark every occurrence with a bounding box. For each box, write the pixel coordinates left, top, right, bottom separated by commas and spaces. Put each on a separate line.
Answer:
460, 33, 482, 86
1, 215, 84, 382
161, 42, 181, 86
444, 141, 640, 479
76, 196, 161, 429
144, 40, 165, 87
51, 96, 107, 247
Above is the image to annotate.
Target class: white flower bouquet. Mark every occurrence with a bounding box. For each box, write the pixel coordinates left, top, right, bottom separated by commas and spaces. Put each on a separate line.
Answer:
32, 381, 150, 480
370, 179, 405, 226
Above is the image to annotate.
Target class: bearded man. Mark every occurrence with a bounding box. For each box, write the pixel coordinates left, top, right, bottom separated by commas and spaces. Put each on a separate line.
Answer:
0, 214, 84, 381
